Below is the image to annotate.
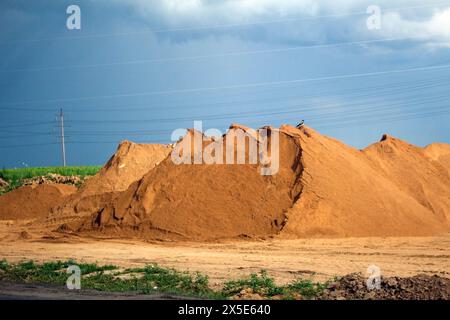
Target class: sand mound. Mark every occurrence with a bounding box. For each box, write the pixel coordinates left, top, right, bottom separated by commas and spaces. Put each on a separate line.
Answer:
72, 128, 303, 240
0, 184, 76, 220
52, 141, 171, 219
424, 143, 450, 174
281, 126, 450, 237
78, 141, 171, 196
57, 125, 450, 240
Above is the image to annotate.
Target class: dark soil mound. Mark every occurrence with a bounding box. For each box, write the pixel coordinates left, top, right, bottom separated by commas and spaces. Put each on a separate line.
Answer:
321, 273, 450, 300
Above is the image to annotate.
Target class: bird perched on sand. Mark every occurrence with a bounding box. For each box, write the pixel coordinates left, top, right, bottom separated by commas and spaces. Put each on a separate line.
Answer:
296, 120, 305, 128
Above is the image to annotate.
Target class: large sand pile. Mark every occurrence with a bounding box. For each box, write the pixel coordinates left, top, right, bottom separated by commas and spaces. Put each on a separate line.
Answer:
59, 124, 450, 240
281, 126, 450, 237
52, 141, 171, 219
78, 141, 171, 196
70, 127, 302, 240
0, 184, 76, 220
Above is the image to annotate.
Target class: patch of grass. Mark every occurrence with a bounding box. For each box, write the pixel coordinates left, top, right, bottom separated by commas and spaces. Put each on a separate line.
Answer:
287, 278, 328, 299
82, 265, 219, 298
141, 264, 212, 295
0, 166, 101, 194
0, 166, 101, 181
0, 259, 117, 285
223, 270, 284, 297
0, 260, 327, 299
0, 260, 219, 299
222, 270, 328, 299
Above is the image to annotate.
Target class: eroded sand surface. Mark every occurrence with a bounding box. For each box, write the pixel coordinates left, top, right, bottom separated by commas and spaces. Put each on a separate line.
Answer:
0, 222, 448, 286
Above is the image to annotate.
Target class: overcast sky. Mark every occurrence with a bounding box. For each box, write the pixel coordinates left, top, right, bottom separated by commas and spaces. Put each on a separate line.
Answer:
1, 0, 450, 167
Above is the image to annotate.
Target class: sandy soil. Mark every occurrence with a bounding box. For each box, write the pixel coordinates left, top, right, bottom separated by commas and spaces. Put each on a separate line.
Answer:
0, 222, 448, 287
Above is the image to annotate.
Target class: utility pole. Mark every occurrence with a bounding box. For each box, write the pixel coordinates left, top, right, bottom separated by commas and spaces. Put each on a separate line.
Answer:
59, 108, 67, 167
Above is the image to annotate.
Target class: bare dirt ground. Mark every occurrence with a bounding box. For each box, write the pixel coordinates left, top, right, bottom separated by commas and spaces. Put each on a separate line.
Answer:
0, 222, 448, 287
0, 282, 192, 300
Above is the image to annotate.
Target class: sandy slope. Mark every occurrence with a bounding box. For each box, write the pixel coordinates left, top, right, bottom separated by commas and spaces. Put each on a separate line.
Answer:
74, 128, 303, 240
64, 125, 450, 239
51, 141, 171, 220
281, 126, 450, 237
1, 125, 449, 240
0, 184, 76, 220
424, 143, 450, 175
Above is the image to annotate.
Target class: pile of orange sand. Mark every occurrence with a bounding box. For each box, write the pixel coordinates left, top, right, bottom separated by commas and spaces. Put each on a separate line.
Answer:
424, 143, 450, 175
72, 127, 303, 240
56, 125, 450, 240
0, 184, 76, 220
1, 124, 449, 240
280, 126, 450, 238
51, 141, 171, 220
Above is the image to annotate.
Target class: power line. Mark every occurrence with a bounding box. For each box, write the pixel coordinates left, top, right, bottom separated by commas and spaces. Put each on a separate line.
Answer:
0, 142, 57, 149
1, 94, 449, 140
308, 99, 450, 124
0, 72, 448, 150
41, 85, 450, 125
5, 109, 449, 148
0, 121, 54, 128
316, 108, 450, 130
241, 107, 450, 131
0, 35, 432, 73
1, 73, 448, 112
1, 63, 450, 107
67, 96, 450, 125
1, 107, 449, 149
0, 79, 448, 137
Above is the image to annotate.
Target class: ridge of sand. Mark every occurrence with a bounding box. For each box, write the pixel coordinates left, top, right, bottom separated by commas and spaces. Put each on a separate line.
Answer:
73, 127, 303, 240
0, 184, 76, 220
423, 143, 450, 175
51, 141, 171, 220
79, 141, 172, 196
3, 124, 448, 240
59, 124, 450, 240
280, 126, 450, 238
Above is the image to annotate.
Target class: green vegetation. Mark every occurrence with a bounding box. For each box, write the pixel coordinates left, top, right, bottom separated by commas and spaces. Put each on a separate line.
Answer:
0, 260, 116, 285
0, 260, 328, 299
223, 270, 284, 297
0, 166, 101, 194
223, 270, 328, 299
287, 278, 329, 299
0, 260, 220, 299
0, 166, 101, 182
